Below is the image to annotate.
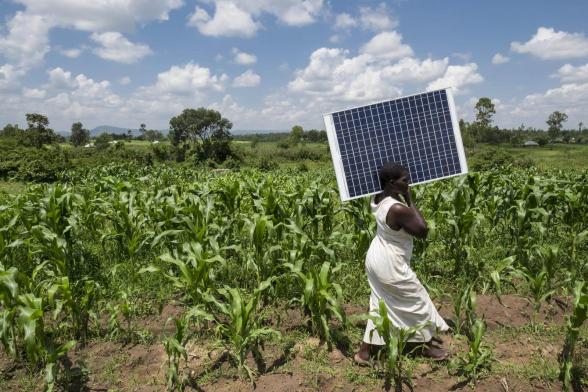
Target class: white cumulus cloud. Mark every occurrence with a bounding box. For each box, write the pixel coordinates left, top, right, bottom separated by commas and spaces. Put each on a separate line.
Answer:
232, 48, 257, 65
0, 1, 182, 71
0, 64, 26, 91
59, 48, 83, 58
552, 63, 588, 82
511, 27, 588, 60
145, 63, 228, 95
334, 13, 357, 30
187, 0, 325, 38
511, 82, 588, 125
46, 67, 74, 89
188, 2, 259, 38
359, 3, 398, 32
22, 87, 46, 99
0, 11, 52, 69
91, 32, 152, 64
13, 0, 183, 32
232, 69, 261, 87
492, 53, 510, 64
426, 63, 483, 93
288, 35, 455, 107
359, 31, 414, 61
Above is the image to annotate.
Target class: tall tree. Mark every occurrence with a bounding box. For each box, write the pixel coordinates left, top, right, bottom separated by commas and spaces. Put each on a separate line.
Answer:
474, 98, 496, 129
546, 111, 568, 140
70, 122, 90, 147
289, 125, 304, 146
169, 108, 233, 162
139, 123, 147, 140
24, 113, 56, 148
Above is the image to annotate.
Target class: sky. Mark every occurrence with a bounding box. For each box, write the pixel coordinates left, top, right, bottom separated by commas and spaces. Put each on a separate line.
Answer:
1, 0, 588, 133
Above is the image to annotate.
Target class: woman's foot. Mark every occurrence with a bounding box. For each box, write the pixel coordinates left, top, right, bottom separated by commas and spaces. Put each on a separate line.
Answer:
420, 342, 449, 361
353, 352, 371, 366
405, 340, 449, 361
354, 342, 372, 366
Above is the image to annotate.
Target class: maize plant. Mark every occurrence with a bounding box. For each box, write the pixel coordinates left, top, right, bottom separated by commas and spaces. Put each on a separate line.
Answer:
451, 284, 476, 336
559, 280, 588, 391
514, 264, 556, 315
0, 271, 75, 391
285, 261, 346, 349
489, 256, 515, 304
145, 241, 225, 305
507, 196, 548, 266
162, 308, 207, 392
442, 183, 484, 277
202, 278, 280, 380
451, 318, 492, 383
366, 299, 429, 391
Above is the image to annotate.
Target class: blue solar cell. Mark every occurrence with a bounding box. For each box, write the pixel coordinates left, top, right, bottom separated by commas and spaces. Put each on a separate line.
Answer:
324, 88, 467, 200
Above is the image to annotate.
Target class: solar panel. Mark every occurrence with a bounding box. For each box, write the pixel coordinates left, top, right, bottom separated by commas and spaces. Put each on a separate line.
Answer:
323, 88, 468, 201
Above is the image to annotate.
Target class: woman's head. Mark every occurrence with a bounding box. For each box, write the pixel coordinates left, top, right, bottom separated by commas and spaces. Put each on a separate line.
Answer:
378, 162, 409, 191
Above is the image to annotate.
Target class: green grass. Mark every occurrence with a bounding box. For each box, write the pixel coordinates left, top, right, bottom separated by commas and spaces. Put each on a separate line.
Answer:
478, 143, 588, 171
0, 180, 26, 195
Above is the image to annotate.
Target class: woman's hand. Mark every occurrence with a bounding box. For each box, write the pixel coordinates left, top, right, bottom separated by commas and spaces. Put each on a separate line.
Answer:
402, 187, 412, 205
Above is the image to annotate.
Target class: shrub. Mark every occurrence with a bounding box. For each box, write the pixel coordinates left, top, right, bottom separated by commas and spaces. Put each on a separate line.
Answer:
17, 148, 69, 182
150, 144, 172, 161
470, 148, 535, 171
257, 157, 278, 171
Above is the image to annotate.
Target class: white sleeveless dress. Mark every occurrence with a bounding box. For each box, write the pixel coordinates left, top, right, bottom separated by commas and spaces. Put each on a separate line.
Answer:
363, 196, 449, 344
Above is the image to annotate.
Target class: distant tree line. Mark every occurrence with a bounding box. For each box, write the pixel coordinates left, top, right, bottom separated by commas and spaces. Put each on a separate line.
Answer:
461, 97, 588, 147
0, 108, 238, 164
233, 128, 328, 144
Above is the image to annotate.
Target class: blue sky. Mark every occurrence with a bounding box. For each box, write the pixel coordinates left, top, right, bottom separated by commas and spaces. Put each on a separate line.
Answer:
1, 0, 588, 132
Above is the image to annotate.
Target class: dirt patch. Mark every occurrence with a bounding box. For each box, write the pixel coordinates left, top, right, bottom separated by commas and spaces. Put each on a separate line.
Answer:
0, 294, 577, 391
437, 294, 568, 331
141, 303, 185, 337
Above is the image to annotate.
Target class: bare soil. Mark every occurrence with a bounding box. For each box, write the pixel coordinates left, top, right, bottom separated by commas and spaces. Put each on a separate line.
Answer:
0, 294, 584, 392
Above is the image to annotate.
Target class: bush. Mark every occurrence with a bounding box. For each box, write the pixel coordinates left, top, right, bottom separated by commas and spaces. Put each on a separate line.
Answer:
470, 148, 535, 171
95, 134, 112, 150
297, 162, 309, 172
150, 144, 172, 161
0, 144, 69, 182
223, 156, 241, 170
257, 157, 278, 171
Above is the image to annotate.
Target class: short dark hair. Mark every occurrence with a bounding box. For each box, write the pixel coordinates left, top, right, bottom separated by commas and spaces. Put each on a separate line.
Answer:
378, 162, 408, 189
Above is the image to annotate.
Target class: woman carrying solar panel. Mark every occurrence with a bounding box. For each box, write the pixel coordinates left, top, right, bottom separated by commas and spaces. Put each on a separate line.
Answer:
354, 162, 449, 364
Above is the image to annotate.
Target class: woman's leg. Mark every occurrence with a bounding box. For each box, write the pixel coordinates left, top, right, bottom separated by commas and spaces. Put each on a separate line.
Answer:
355, 341, 371, 362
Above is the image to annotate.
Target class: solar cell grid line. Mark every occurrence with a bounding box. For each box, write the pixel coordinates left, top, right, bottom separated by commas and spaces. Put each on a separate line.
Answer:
427, 93, 441, 180
323, 88, 468, 201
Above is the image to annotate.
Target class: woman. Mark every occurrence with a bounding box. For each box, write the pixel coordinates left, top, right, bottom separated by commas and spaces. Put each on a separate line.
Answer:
354, 162, 449, 364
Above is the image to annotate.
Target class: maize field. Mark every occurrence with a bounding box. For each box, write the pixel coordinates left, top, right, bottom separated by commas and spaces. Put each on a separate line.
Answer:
0, 163, 587, 391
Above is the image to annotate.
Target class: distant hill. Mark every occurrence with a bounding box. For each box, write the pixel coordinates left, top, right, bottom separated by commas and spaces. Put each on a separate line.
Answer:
230, 129, 288, 135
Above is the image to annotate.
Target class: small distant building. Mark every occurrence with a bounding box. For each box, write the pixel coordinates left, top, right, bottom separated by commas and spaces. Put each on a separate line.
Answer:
523, 140, 539, 147
84, 143, 95, 148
